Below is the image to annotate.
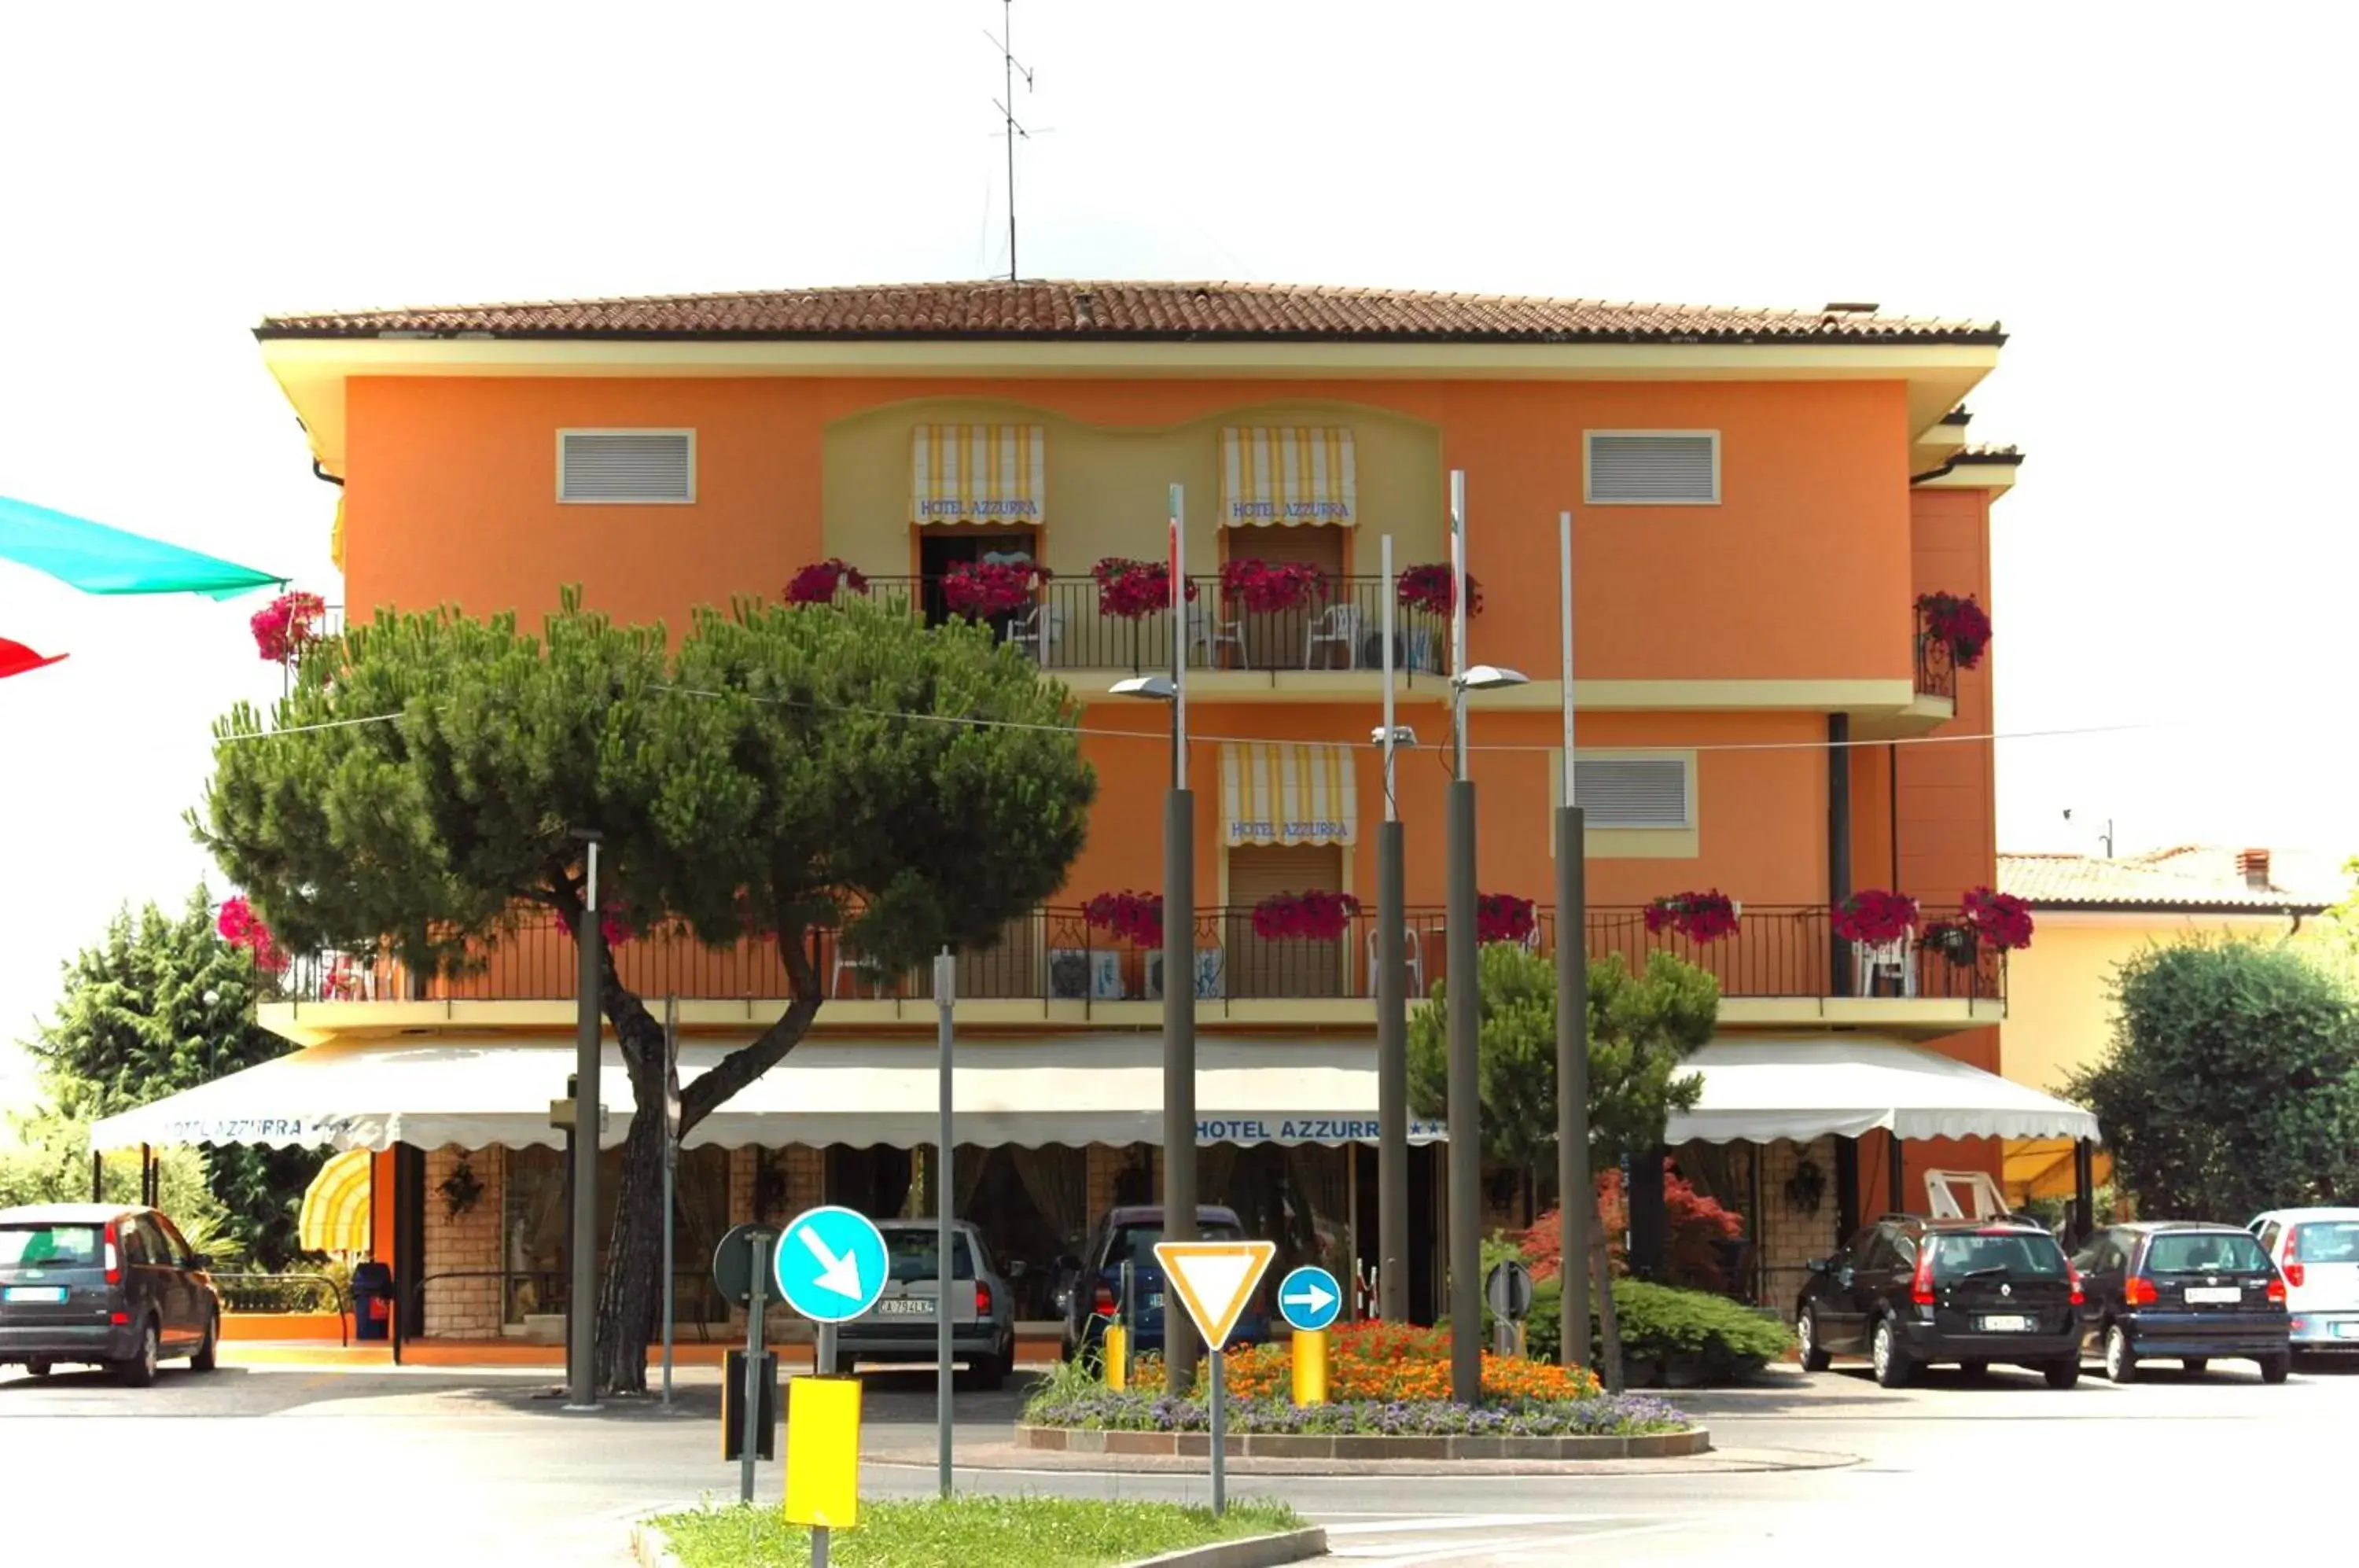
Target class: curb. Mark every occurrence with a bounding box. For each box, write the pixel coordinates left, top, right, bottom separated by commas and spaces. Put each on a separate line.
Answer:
1017, 1422, 1710, 1462
1124, 1527, 1329, 1567
629, 1518, 677, 1568
631, 1511, 1327, 1568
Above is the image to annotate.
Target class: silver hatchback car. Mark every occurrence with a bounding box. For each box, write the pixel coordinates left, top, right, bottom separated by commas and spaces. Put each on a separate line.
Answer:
824, 1219, 1020, 1388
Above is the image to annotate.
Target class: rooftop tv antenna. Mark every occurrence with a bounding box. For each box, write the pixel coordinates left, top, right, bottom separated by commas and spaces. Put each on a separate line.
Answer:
2063, 808, 2115, 858
987, 0, 1035, 281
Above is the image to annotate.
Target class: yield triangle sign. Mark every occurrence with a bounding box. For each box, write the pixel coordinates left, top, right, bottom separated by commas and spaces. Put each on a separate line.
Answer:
1154, 1239, 1277, 1351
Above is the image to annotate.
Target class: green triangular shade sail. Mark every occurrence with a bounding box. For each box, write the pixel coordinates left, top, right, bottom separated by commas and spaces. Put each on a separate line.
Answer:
0, 493, 282, 600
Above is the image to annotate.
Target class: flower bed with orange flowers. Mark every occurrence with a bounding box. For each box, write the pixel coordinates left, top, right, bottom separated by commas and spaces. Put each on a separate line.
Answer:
1134, 1319, 1603, 1404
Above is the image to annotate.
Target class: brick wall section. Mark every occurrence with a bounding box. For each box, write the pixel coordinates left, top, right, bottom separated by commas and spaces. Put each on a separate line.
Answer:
421, 1145, 506, 1338
1757, 1136, 1842, 1321
784, 1147, 825, 1213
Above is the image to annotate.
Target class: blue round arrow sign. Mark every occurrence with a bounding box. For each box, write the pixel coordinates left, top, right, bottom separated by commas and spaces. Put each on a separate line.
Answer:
772, 1204, 889, 1323
1275, 1264, 1342, 1333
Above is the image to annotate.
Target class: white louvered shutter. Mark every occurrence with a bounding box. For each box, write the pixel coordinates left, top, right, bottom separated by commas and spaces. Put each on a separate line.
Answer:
1586, 433, 1718, 504
559, 431, 695, 502
1573, 756, 1691, 829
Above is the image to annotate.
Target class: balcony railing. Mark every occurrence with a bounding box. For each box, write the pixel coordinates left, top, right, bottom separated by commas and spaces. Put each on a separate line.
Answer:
850, 575, 1458, 678
284, 905, 2004, 1009
1913, 603, 1957, 701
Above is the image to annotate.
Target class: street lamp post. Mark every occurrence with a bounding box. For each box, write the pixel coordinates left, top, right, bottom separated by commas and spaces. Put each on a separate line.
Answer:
1553, 510, 1592, 1371
1111, 481, 1198, 1396
1374, 532, 1414, 1325
1443, 471, 1526, 1404
566, 829, 604, 1410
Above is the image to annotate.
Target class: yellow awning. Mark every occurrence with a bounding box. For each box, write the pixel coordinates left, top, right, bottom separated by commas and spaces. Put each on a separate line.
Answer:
1220, 743, 1358, 846
298, 1147, 372, 1253
2003, 1137, 2112, 1203
1220, 427, 1356, 528
911, 425, 1046, 526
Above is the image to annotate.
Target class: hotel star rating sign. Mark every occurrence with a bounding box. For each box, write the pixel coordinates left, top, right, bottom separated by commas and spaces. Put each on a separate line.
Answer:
1154, 1239, 1278, 1351
773, 1205, 889, 1323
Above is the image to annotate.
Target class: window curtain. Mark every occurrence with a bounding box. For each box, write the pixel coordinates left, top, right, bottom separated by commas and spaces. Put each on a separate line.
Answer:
1007, 1145, 1088, 1251
954, 1145, 994, 1218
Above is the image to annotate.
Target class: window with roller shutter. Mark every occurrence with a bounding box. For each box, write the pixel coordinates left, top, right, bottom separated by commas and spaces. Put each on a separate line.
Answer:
1224, 844, 1347, 999
1584, 431, 1719, 505
557, 429, 696, 503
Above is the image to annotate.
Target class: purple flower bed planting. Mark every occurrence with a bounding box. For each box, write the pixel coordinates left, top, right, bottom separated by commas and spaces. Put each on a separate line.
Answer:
1021, 1389, 1689, 1437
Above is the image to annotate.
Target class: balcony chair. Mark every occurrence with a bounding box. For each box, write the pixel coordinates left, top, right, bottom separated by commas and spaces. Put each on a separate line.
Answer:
831, 944, 889, 998
1853, 937, 1918, 998
1364, 924, 1426, 997
1190, 600, 1248, 670
1006, 602, 1064, 666
1305, 602, 1363, 670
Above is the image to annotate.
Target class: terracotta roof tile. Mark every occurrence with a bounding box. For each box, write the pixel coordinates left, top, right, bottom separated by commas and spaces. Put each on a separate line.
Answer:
1998, 847, 2350, 911
255, 280, 2003, 345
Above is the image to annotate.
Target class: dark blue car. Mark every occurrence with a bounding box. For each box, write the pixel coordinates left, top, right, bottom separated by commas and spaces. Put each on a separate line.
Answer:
1055, 1204, 1271, 1362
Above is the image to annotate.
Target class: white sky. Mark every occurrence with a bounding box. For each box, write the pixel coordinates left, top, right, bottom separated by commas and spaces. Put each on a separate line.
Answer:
3, 1, 2353, 1104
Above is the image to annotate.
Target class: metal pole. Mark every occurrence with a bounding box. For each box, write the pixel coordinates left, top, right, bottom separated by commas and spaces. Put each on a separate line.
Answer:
1555, 510, 1592, 1371
740, 1231, 767, 1504
568, 834, 603, 1409
1164, 482, 1201, 1394
1378, 532, 1410, 1324
934, 948, 955, 1500
1208, 1338, 1227, 1515
661, 994, 677, 1407
90, 1152, 102, 1203
1444, 470, 1481, 1404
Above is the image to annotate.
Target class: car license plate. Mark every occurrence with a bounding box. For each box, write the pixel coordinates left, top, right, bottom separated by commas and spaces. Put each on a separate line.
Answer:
2184, 1286, 2240, 1304
1976, 1314, 2033, 1332
2335, 1322, 2359, 1340
3, 1286, 67, 1303
874, 1298, 933, 1316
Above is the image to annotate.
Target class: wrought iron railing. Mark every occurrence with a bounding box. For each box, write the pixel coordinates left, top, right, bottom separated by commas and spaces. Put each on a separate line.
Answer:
209, 1272, 351, 1345
844, 575, 1457, 677
285, 904, 2004, 1008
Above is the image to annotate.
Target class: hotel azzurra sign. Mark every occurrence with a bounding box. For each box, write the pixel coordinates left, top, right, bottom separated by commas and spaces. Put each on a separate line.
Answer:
918, 495, 1040, 519
1226, 497, 1351, 524
1196, 1117, 1448, 1144
1227, 815, 1349, 843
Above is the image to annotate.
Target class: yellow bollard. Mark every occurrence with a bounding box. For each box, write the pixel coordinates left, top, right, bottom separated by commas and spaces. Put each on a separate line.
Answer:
1291, 1328, 1328, 1405
1104, 1324, 1128, 1391
784, 1373, 863, 1534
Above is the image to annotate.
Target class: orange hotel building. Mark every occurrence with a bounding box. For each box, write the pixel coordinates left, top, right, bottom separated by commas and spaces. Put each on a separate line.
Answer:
107, 281, 2092, 1347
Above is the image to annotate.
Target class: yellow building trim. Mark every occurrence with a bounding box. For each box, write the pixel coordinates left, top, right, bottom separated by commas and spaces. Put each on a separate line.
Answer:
259, 336, 2000, 470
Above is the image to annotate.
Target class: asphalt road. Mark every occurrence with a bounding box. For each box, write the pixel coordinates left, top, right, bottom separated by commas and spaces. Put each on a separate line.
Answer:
4, 1353, 2355, 1564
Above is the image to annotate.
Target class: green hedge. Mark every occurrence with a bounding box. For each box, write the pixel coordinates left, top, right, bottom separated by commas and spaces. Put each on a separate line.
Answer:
1501, 1278, 1790, 1386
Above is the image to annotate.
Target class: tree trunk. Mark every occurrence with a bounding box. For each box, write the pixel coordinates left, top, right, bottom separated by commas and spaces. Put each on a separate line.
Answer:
591, 1099, 668, 1393
584, 928, 823, 1394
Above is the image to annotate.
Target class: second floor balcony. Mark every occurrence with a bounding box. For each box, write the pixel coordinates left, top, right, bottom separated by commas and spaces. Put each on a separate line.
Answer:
270, 903, 2005, 1041
850, 573, 1461, 683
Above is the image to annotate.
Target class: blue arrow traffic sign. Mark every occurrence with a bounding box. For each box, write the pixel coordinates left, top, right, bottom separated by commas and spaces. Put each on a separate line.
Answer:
1275, 1264, 1342, 1334
772, 1205, 889, 1323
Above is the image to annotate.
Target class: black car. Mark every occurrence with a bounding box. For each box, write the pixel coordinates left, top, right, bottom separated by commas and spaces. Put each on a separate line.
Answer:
2072, 1221, 2291, 1384
0, 1203, 222, 1386
1795, 1216, 2082, 1388
1053, 1204, 1272, 1362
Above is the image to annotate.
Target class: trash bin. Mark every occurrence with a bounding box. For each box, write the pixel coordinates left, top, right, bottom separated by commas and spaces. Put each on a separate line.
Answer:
351, 1261, 394, 1342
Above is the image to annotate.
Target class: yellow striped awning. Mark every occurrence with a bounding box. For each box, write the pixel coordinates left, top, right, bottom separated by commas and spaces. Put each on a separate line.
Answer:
911, 425, 1047, 526
1220, 743, 1358, 846
1220, 427, 1356, 528
298, 1147, 373, 1253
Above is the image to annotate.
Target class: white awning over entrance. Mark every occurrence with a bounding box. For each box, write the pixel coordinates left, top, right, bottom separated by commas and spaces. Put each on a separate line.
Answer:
1663, 1036, 2100, 1146
89, 1035, 1444, 1154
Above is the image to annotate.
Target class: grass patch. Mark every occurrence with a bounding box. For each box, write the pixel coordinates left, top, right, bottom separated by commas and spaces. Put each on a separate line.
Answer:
655, 1494, 1299, 1568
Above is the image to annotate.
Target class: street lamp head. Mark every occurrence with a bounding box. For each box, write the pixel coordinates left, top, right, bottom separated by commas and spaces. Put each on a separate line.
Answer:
1453, 664, 1529, 693
1370, 723, 1420, 748
1110, 675, 1179, 701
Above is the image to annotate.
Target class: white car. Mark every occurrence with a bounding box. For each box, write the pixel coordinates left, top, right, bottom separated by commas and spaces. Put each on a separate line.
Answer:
2248, 1208, 2359, 1355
